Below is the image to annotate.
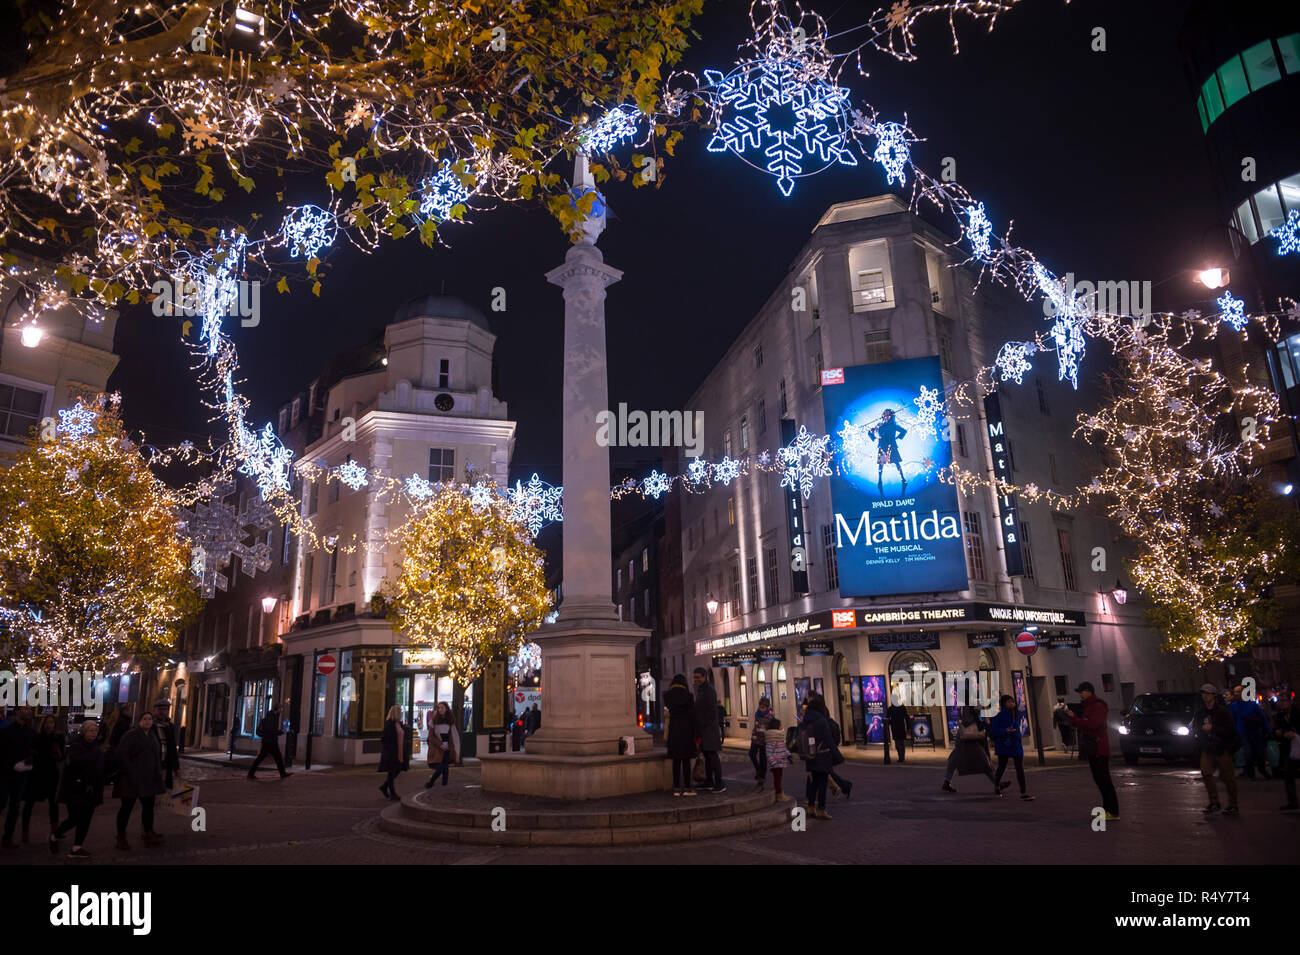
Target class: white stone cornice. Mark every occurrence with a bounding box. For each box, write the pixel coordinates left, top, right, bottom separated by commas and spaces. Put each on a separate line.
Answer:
302, 409, 517, 463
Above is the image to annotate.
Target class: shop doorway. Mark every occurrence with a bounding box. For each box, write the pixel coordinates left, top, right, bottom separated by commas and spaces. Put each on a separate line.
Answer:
394, 672, 453, 759
834, 654, 855, 746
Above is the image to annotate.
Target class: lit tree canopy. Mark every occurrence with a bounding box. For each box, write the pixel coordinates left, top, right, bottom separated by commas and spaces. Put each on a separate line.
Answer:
0, 395, 202, 668
0, 0, 702, 317
381, 481, 551, 684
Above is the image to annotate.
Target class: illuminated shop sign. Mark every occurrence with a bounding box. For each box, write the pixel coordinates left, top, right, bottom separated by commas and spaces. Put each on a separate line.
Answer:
983, 389, 1025, 577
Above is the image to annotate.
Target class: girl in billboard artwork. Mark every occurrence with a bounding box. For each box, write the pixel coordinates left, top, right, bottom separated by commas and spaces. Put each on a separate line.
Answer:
868, 408, 908, 498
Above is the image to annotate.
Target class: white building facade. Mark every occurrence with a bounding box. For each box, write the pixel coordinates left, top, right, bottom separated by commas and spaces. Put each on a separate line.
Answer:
661, 196, 1198, 753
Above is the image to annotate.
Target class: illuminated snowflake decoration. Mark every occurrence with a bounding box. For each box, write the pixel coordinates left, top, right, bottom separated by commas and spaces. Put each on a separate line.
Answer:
1208, 502, 1224, 518
418, 160, 471, 221
837, 420, 872, 474
703, 41, 857, 197
642, 470, 672, 500
995, 341, 1035, 385
56, 399, 98, 441
712, 456, 742, 486
236, 422, 293, 499
582, 105, 641, 153
468, 482, 497, 511
778, 426, 831, 499
511, 641, 543, 679
175, 231, 247, 357
1217, 291, 1247, 331
1269, 208, 1300, 256
1034, 264, 1086, 389
871, 122, 910, 186
507, 474, 563, 536
1023, 483, 1039, 498
179, 484, 273, 598
280, 204, 336, 259
405, 474, 435, 501
335, 459, 369, 490
912, 385, 943, 438
757, 450, 771, 466
966, 202, 993, 260
686, 456, 709, 485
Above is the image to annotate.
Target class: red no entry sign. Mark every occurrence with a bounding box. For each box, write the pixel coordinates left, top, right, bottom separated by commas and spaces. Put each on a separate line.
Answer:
1016, 632, 1038, 656
317, 653, 337, 675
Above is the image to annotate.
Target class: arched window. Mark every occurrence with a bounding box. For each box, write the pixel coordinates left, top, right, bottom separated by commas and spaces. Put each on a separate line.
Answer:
977, 648, 998, 671
757, 666, 767, 706
889, 650, 939, 706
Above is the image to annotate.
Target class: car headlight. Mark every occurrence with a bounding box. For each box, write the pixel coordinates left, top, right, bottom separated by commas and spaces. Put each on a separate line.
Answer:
1118, 725, 1129, 735
1175, 726, 1190, 736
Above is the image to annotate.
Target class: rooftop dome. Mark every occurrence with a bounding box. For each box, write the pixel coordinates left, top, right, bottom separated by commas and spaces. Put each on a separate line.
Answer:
392, 293, 491, 332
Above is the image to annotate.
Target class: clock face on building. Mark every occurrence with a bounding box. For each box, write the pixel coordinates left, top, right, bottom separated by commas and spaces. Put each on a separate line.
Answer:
435, 393, 454, 412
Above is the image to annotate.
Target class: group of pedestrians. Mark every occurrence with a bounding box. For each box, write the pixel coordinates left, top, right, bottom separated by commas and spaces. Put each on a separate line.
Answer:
1193, 683, 1299, 816
0, 701, 178, 859
376, 702, 462, 800
663, 668, 728, 795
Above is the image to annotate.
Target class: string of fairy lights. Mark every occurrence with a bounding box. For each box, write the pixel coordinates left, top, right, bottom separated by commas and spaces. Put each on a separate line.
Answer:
5, 0, 1297, 617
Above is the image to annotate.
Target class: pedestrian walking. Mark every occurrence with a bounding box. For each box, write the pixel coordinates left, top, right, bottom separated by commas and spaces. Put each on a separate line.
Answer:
113, 711, 166, 850
1229, 686, 1273, 780
1194, 683, 1240, 816
107, 703, 133, 749
1067, 682, 1119, 820
750, 696, 772, 784
1272, 693, 1299, 811
797, 696, 835, 819
941, 706, 1005, 795
664, 674, 700, 796
152, 700, 181, 790
989, 695, 1034, 801
887, 700, 909, 763
50, 720, 106, 859
1052, 697, 1077, 753
0, 706, 36, 849
525, 702, 542, 735
693, 668, 725, 793
810, 696, 853, 799
764, 717, 791, 801
247, 707, 291, 779
378, 705, 409, 800
423, 701, 460, 790
22, 714, 65, 842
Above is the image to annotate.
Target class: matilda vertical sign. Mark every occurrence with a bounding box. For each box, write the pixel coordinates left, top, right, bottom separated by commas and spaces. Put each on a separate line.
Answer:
983, 389, 1025, 577
781, 418, 810, 596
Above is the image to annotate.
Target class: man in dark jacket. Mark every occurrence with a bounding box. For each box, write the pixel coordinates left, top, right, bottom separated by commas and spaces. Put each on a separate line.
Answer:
1229, 685, 1272, 780
1068, 682, 1118, 820
1273, 694, 1298, 811
692, 668, 724, 793
113, 712, 166, 850
247, 707, 290, 779
1194, 683, 1239, 815
799, 697, 835, 819
664, 675, 701, 796
0, 706, 37, 849
989, 695, 1034, 800
887, 700, 909, 763
152, 700, 181, 791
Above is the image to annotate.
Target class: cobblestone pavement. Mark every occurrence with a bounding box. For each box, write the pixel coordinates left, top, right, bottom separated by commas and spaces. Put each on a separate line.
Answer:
9, 752, 1298, 865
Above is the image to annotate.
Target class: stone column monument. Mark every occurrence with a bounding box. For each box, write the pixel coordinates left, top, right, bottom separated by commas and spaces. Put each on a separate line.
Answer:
479, 154, 667, 799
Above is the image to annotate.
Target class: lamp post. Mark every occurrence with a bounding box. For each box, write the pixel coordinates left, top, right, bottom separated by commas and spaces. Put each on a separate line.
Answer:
1, 287, 43, 369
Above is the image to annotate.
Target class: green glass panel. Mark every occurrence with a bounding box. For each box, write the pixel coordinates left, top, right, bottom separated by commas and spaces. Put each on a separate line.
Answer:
1278, 33, 1300, 74
1201, 74, 1224, 122
1217, 55, 1249, 108
1242, 39, 1281, 90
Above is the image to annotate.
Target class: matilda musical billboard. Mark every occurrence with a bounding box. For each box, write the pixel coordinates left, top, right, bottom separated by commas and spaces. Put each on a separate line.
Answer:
821, 357, 968, 597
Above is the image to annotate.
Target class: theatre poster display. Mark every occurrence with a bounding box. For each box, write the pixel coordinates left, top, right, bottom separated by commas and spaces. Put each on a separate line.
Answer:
861, 675, 887, 743
821, 357, 967, 596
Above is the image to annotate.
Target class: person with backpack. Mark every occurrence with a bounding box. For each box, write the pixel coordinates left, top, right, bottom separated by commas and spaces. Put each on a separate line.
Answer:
1194, 683, 1240, 815
798, 696, 835, 819
813, 696, 853, 799
247, 707, 291, 779
692, 668, 724, 793
941, 706, 1005, 796
664, 675, 700, 797
989, 695, 1034, 801
1229, 685, 1272, 780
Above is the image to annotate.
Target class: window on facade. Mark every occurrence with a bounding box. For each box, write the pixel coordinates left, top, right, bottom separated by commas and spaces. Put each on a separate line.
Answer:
1036, 377, 1050, 414
747, 556, 759, 613
955, 422, 968, 458
727, 496, 735, 526
1049, 453, 1059, 486
0, 382, 44, 439
855, 269, 887, 306
938, 328, 954, 373
760, 473, 771, 506
757, 399, 767, 435
764, 546, 781, 606
308, 382, 318, 412
753, 343, 764, 368
963, 511, 986, 582
739, 415, 749, 453
1057, 528, 1077, 590
282, 527, 293, 565
428, 447, 455, 482
302, 553, 314, 610
739, 671, 749, 717
643, 588, 650, 621
822, 523, 839, 591
278, 408, 289, 433
779, 378, 788, 415
337, 651, 358, 737
308, 479, 319, 515
813, 351, 823, 386
730, 561, 741, 618
290, 397, 302, 428
721, 669, 732, 717
1020, 521, 1037, 582
642, 547, 649, 572
438, 358, 450, 390
724, 430, 733, 458
1102, 673, 1115, 693
617, 567, 623, 590
630, 595, 637, 622
247, 604, 259, 649
629, 559, 635, 581
324, 550, 338, 606
329, 476, 340, 504
1255, 183, 1287, 235
1235, 199, 1259, 244
864, 330, 892, 365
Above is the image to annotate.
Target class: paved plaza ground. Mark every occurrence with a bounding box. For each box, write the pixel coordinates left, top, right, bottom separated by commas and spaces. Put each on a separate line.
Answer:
10, 747, 1298, 866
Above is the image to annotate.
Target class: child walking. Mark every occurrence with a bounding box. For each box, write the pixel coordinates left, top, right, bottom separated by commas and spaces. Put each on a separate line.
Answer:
764, 717, 791, 801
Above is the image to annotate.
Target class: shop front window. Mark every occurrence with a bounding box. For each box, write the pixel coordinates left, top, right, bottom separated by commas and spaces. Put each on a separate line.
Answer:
337, 650, 358, 736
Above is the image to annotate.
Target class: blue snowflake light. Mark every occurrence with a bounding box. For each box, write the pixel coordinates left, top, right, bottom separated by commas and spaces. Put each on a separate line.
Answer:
405, 474, 435, 500
336, 459, 369, 490
281, 204, 336, 259
56, 399, 98, 441
703, 51, 857, 197
582, 105, 641, 154
1269, 209, 1299, 256
712, 456, 741, 486
468, 482, 497, 510
507, 473, 563, 536
177, 231, 247, 357
778, 426, 831, 499
419, 160, 471, 221
912, 385, 943, 439
686, 457, 709, 485
1217, 290, 1247, 331
837, 420, 872, 474
966, 202, 992, 260
871, 122, 910, 186
995, 342, 1036, 385
642, 470, 672, 499
237, 422, 293, 499
1033, 263, 1086, 389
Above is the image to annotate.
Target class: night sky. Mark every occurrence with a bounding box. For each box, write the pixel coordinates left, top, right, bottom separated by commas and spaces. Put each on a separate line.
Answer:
109, 0, 1219, 512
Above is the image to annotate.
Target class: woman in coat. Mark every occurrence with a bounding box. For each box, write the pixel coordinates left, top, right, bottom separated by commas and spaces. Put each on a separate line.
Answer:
799, 697, 835, 819
692, 668, 724, 793
378, 705, 408, 801
22, 714, 64, 841
941, 706, 1006, 796
113, 712, 166, 850
988, 695, 1034, 800
423, 701, 460, 790
51, 720, 106, 858
663, 675, 701, 796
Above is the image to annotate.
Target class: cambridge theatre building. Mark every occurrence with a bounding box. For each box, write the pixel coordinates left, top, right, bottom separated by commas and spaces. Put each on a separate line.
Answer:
661, 196, 1199, 752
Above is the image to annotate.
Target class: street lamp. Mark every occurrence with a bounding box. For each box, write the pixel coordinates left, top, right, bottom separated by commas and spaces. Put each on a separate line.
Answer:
1197, 268, 1230, 290
261, 595, 278, 614
19, 322, 44, 348
705, 593, 719, 616
1111, 580, 1128, 605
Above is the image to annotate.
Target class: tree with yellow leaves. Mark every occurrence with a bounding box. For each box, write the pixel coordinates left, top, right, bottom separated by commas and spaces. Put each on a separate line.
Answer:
0, 395, 201, 669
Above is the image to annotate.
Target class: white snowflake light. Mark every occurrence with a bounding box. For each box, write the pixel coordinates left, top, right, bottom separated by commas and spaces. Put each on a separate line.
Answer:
336, 459, 369, 490
757, 450, 772, 466
778, 426, 831, 499
642, 470, 672, 499
995, 341, 1035, 385
582, 105, 641, 153
686, 457, 709, 484
281, 204, 336, 259
837, 420, 872, 474
237, 422, 293, 499
418, 160, 471, 221
507, 473, 563, 536
56, 399, 98, 441
712, 456, 741, 486
1217, 291, 1247, 332
966, 201, 992, 260
1269, 208, 1299, 256
871, 121, 910, 186
405, 474, 435, 501
511, 641, 542, 679
179, 484, 274, 598
912, 385, 943, 438
468, 482, 497, 510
